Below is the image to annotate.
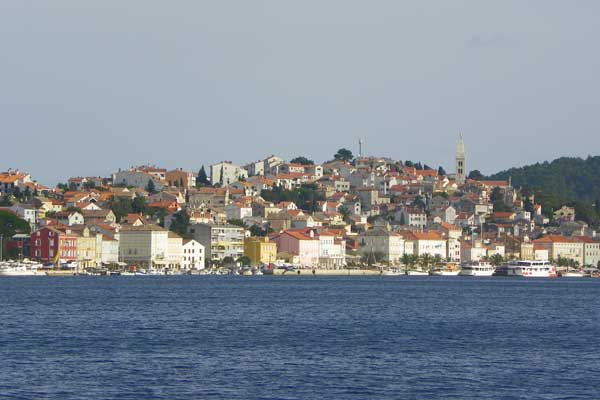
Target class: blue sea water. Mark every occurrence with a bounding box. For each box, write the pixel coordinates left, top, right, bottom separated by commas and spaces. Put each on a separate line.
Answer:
1, 276, 600, 399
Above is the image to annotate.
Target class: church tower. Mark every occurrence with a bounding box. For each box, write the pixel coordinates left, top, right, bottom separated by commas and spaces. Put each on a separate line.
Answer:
455, 133, 466, 184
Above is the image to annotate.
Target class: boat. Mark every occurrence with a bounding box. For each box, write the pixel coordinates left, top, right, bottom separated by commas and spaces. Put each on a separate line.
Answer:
430, 263, 461, 276
459, 261, 495, 277
560, 270, 585, 278
492, 264, 509, 276
383, 268, 403, 276
430, 269, 461, 276
406, 269, 429, 276
0, 261, 45, 276
507, 260, 558, 278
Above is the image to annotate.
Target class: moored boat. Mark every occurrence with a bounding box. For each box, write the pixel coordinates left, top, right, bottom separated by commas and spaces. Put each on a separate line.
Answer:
459, 261, 495, 277
406, 269, 429, 276
560, 270, 585, 278
507, 260, 558, 278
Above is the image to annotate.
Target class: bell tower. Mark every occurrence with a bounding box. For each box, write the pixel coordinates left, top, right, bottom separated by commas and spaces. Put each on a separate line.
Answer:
455, 133, 466, 184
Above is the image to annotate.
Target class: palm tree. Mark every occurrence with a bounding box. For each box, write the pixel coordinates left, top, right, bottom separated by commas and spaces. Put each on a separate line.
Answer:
489, 254, 504, 266
401, 254, 411, 269
419, 254, 433, 271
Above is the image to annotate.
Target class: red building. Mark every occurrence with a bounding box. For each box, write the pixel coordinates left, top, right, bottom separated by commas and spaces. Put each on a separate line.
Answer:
31, 227, 78, 263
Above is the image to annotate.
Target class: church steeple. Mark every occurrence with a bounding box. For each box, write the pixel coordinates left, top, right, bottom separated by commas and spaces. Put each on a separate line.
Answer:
455, 133, 466, 184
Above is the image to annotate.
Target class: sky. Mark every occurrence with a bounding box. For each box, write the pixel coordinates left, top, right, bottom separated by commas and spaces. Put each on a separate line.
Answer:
1, 1, 599, 185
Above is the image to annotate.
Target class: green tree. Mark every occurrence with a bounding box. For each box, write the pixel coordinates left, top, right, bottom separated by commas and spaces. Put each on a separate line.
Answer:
146, 179, 156, 194
333, 148, 354, 162
260, 184, 324, 212
222, 256, 235, 266
227, 219, 246, 228
0, 211, 31, 237
489, 253, 504, 266
289, 156, 314, 165
237, 256, 251, 266
438, 166, 447, 176
249, 225, 272, 237
339, 205, 351, 221
132, 196, 147, 214
111, 198, 134, 222
196, 165, 209, 186
468, 170, 485, 180
419, 254, 433, 270
170, 210, 191, 238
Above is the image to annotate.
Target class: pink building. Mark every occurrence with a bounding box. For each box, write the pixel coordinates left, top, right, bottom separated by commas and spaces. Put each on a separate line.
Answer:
272, 230, 320, 267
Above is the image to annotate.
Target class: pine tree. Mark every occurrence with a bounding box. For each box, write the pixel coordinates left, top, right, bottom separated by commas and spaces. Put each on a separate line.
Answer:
197, 165, 209, 186
146, 179, 156, 194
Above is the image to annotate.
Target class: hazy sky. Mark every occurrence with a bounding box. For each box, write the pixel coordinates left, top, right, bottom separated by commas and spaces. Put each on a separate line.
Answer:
1, 1, 599, 185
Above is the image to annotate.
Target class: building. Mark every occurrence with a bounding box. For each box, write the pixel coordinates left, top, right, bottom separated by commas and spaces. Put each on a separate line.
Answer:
165, 232, 183, 270
395, 207, 427, 230
188, 223, 245, 264
31, 227, 78, 263
455, 133, 466, 184
73, 226, 102, 269
182, 239, 205, 270
0, 170, 32, 193
112, 167, 165, 190
576, 237, 600, 267
533, 235, 584, 265
210, 161, 248, 186
100, 235, 119, 265
166, 169, 196, 189
553, 206, 576, 223
404, 231, 447, 258
359, 228, 405, 264
119, 224, 169, 270
244, 237, 277, 266
271, 230, 320, 266
9, 203, 38, 230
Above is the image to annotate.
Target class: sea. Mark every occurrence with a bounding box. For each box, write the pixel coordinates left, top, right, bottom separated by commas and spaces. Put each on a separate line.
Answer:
1, 276, 599, 399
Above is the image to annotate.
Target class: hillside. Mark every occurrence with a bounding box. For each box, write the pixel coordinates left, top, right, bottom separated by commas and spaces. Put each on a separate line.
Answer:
489, 156, 600, 204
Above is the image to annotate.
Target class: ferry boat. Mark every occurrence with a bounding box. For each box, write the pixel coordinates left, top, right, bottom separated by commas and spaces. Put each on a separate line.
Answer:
458, 261, 495, 277
507, 260, 558, 278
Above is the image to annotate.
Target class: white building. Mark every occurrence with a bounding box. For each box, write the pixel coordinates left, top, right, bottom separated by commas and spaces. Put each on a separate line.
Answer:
210, 161, 248, 186
182, 239, 205, 270
9, 203, 38, 230
578, 237, 600, 267
405, 231, 447, 258
166, 232, 183, 270
100, 236, 119, 264
359, 228, 405, 264
225, 203, 253, 220
119, 225, 169, 270
112, 169, 164, 190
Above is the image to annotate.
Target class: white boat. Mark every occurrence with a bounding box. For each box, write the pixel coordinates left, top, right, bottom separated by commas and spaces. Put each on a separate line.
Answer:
561, 270, 585, 278
0, 262, 45, 276
507, 260, 558, 278
406, 270, 429, 276
459, 261, 495, 277
431, 269, 461, 276
383, 268, 403, 276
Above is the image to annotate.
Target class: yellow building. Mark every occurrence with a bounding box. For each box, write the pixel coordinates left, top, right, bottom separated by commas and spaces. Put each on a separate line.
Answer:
244, 237, 277, 266
75, 227, 102, 269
